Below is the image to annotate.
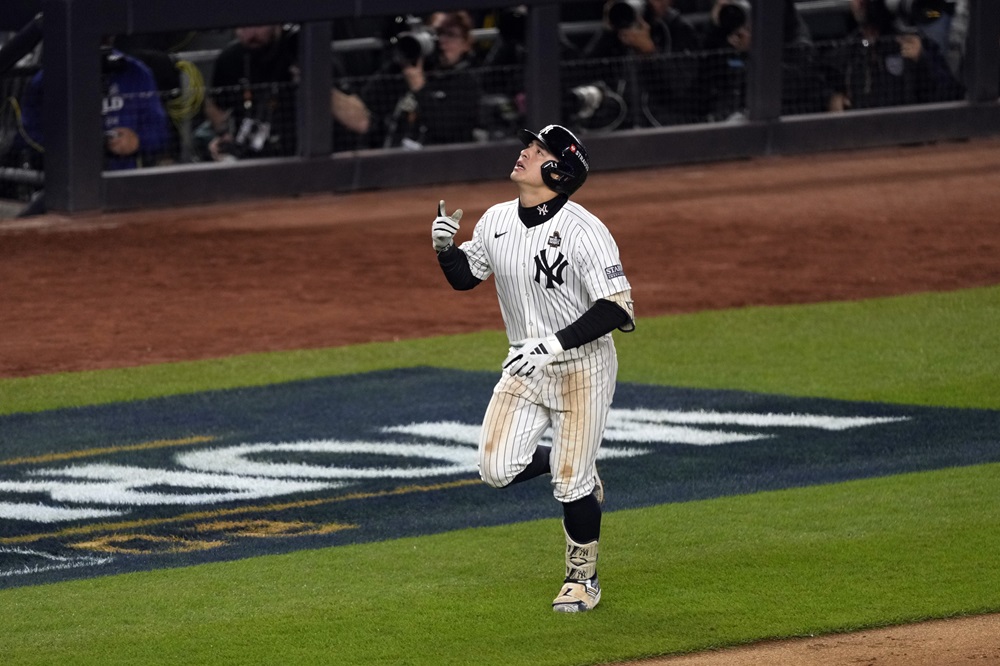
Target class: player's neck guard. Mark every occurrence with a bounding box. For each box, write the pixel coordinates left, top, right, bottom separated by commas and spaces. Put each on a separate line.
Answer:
518, 193, 568, 227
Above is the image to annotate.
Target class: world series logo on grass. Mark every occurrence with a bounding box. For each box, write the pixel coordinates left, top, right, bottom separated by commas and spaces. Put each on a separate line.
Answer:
1, 368, 997, 586
0, 409, 907, 523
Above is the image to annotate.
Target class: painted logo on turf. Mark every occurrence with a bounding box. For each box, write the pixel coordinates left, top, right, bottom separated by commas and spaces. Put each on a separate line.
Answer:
0, 409, 906, 525
1, 368, 996, 585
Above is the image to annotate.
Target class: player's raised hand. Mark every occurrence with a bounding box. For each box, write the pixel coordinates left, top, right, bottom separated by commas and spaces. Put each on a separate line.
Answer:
432, 200, 463, 252
502, 335, 564, 377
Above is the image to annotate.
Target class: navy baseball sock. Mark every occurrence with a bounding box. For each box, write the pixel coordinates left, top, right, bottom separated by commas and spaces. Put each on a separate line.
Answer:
510, 445, 551, 484
563, 493, 601, 545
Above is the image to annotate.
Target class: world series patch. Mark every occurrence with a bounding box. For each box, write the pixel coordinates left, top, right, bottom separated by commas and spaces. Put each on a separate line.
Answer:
605, 264, 625, 279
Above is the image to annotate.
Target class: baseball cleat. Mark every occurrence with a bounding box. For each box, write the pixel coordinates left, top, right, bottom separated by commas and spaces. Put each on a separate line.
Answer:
552, 576, 601, 612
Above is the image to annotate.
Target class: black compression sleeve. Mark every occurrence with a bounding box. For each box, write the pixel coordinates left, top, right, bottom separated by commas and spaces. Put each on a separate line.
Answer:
555, 299, 631, 350
436, 245, 482, 291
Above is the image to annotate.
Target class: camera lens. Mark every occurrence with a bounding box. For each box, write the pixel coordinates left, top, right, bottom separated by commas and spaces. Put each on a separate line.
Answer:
608, 1, 639, 30
393, 34, 423, 65
391, 29, 435, 66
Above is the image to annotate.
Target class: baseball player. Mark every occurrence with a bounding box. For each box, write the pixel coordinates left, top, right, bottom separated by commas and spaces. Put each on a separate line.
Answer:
431, 124, 634, 612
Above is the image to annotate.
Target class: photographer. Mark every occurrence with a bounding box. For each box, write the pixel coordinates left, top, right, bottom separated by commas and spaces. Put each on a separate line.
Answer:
701, 0, 811, 50
577, 0, 703, 128
360, 12, 483, 149
202, 25, 299, 161
699, 0, 828, 121
201, 24, 370, 161
821, 0, 964, 111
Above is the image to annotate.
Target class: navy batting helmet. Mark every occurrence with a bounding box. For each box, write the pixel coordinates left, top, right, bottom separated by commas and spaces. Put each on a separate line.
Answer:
518, 125, 589, 195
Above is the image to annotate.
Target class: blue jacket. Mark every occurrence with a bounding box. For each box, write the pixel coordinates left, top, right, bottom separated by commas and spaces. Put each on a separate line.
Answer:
20, 50, 171, 170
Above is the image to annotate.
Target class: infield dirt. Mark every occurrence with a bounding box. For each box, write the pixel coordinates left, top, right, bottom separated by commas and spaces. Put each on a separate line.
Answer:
2, 136, 999, 664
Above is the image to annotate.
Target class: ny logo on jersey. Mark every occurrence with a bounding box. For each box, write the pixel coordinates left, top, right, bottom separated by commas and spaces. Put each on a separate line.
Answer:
534, 250, 569, 288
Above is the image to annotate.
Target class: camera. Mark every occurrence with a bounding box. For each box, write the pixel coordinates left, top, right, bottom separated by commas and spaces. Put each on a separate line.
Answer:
389, 15, 437, 67
562, 82, 627, 132
567, 84, 605, 121
215, 116, 271, 160
607, 0, 645, 31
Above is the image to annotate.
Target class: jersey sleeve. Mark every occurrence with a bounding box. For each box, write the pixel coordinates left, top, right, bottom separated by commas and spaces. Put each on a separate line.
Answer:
573, 221, 631, 302
458, 216, 494, 281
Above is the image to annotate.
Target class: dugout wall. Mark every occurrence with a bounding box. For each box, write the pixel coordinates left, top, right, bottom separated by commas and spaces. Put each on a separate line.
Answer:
1, 0, 999, 215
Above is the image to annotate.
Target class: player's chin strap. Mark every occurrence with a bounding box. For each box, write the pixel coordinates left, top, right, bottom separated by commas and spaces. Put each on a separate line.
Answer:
563, 522, 598, 582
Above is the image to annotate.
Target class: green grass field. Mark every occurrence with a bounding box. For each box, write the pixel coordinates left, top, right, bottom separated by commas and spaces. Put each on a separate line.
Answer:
1, 285, 998, 665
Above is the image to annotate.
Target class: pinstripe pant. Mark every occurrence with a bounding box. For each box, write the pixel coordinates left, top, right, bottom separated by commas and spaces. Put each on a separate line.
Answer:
478, 336, 617, 502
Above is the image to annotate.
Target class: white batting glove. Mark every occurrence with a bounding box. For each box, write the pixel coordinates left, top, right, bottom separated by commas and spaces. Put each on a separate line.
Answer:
502, 335, 564, 378
432, 199, 463, 252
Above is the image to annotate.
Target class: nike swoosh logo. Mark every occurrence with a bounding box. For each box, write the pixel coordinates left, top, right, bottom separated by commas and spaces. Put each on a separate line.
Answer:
494, 231, 508, 238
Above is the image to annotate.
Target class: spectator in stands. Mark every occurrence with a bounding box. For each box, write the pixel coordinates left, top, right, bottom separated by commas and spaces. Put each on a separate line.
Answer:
201, 25, 297, 160
822, 0, 965, 112
113, 43, 186, 164
907, 0, 958, 60
581, 0, 701, 55
16, 39, 171, 170
577, 0, 703, 128
200, 24, 370, 161
698, 0, 828, 121
360, 12, 483, 149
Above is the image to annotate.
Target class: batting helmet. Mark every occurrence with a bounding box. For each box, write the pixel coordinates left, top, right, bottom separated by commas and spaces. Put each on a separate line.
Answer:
518, 125, 589, 195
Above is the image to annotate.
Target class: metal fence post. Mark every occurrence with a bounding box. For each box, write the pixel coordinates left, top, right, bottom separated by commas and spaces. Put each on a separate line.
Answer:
965, 0, 1000, 102
299, 21, 333, 159
747, 0, 784, 123
42, 0, 103, 213
524, 2, 562, 130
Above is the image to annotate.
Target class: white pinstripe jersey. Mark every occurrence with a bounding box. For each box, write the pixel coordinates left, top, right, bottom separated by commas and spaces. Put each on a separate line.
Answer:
459, 198, 631, 356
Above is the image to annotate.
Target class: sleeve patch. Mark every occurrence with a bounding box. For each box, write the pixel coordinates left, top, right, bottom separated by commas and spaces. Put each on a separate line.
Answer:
604, 264, 625, 280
